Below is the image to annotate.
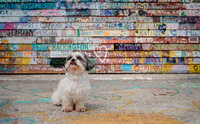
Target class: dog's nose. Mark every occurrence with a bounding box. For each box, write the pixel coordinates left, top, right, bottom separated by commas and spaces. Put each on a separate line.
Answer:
71, 59, 76, 62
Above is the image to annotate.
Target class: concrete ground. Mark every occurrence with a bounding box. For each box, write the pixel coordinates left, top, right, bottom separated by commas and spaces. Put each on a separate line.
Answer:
0, 74, 200, 124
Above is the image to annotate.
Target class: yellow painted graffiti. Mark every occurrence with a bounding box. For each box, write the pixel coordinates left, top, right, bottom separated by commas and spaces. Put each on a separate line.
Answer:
104, 31, 110, 36
19, 44, 32, 50
21, 58, 32, 64
0, 40, 14, 57
189, 65, 200, 73
0, 58, 32, 65
114, 90, 138, 112
133, 64, 174, 73
192, 100, 200, 110
0, 40, 10, 51
162, 64, 174, 73
67, 113, 184, 124
136, 3, 149, 9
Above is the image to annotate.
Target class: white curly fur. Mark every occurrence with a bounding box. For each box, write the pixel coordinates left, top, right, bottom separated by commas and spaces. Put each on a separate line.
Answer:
51, 52, 93, 112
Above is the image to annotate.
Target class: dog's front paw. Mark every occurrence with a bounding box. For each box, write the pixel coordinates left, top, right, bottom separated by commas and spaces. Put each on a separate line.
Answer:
76, 108, 86, 112
62, 107, 73, 112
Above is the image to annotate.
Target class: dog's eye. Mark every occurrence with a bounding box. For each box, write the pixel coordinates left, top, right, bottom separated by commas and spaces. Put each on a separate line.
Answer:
77, 56, 83, 61
66, 56, 72, 61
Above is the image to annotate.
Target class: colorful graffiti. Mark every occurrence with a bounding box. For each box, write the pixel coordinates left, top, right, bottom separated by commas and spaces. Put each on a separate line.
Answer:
1, 57, 199, 65
0, 44, 199, 51
0, 64, 199, 73
0, 16, 200, 23
1, 37, 199, 44
0, 3, 199, 10
0, 0, 199, 2
0, 0, 199, 74
95, 65, 200, 73
1, 51, 200, 58
0, 10, 200, 16
0, 23, 199, 30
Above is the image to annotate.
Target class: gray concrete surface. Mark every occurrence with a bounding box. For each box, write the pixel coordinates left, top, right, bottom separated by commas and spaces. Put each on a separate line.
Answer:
0, 74, 200, 124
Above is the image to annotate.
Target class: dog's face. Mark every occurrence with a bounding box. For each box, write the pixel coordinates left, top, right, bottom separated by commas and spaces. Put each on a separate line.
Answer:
50, 52, 94, 75
65, 52, 94, 74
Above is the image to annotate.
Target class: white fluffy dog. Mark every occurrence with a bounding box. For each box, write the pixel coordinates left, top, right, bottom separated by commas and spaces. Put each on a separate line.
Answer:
50, 52, 94, 112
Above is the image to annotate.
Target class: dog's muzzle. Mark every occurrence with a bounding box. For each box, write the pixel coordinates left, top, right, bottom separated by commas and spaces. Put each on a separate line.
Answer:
70, 59, 77, 65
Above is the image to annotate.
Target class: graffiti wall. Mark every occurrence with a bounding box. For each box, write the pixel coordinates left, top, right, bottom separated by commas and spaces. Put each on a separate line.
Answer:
0, 0, 199, 74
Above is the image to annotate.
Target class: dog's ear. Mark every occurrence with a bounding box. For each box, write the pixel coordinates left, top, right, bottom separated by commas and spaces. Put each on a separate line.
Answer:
50, 58, 66, 68
82, 53, 95, 71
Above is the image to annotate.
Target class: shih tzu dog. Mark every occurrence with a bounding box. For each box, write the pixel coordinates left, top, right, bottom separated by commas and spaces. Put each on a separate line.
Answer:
50, 52, 94, 112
